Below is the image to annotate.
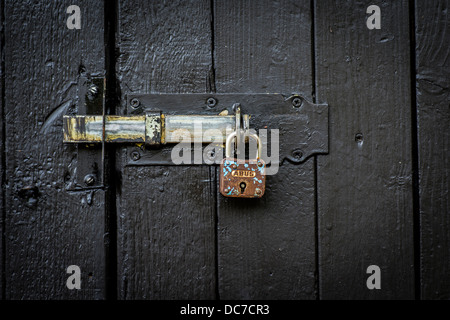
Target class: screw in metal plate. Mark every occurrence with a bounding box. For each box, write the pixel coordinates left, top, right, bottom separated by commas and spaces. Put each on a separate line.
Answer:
88, 84, 99, 95
255, 188, 262, 195
206, 97, 217, 108
84, 174, 96, 186
86, 84, 99, 101
130, 150, 141, 161
130, 98, 140, 109
291, 149, 303, 160
292, 97, 302, 108
231, 163, 237, 170
205, 147, 216, 160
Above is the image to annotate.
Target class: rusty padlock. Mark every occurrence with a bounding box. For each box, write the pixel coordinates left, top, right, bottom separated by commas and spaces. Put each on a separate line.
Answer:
220, 131, 266, 198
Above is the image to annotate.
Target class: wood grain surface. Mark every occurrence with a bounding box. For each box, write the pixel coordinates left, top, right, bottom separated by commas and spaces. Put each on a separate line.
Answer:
415, 0, 450, 300
214, 0, 317, 299
0, 0, 448, 301
2, 0, 106, 299
0, 0, 4, 300
116, 0, 216, 299
315, 0, 415, 299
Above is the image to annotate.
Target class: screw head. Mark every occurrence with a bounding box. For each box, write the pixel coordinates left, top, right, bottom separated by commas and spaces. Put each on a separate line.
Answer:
130, 150, 141, 161
292, 97, 302, 107
87, 84, 99, 101
355, 133, 364, 143
255, 188, 262, 195
292, 149, 303, 160
84, 174, 96, 186
231, 163, 237, 169
88, 84, 98, 95
257, 160, 263, 167
130, 98, 140, 109
206, 97, 217, 108
206, 147, 216, 160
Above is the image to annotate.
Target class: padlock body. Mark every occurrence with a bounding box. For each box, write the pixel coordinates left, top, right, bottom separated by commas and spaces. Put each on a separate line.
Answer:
220, 157, 266, 198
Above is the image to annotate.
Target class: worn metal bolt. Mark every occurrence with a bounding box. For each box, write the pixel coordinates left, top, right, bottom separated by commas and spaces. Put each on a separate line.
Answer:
84, 174, 96, 186
255, 188, 262, 195
257, 160, 263, 167
231, 163, 237, 169
130, 150, 141, 161
130, 98, 140, 109
292, 149, 303, 160
206, 97, 217, 108
292, 97, 302, 107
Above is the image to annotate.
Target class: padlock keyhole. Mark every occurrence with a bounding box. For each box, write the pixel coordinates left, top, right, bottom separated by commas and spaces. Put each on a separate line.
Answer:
239, 182, 247, 194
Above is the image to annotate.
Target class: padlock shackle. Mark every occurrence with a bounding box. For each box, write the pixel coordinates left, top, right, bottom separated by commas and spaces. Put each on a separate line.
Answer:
225, 131, 262, 159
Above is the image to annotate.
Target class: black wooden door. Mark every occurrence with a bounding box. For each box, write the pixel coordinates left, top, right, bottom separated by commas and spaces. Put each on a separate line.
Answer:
1, 0, 448, 301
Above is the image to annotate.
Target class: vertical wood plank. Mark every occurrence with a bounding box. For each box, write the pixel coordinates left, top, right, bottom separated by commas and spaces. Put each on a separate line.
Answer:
4, 1, 106, 299
315, 0, 415, 299
119, 166, 216, 299
214, 0, 313, 95
415, 0, 450, 300
117, 0, 216, 299
214, 0, 317, 299
0, 0, 4, 300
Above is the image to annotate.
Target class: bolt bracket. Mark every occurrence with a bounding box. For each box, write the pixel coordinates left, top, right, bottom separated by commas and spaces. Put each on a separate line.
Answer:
64, 74, 105, 191
63, 92, 329, 167
124, 93, 328, 166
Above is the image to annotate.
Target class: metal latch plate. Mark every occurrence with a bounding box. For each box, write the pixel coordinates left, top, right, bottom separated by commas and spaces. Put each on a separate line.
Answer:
125, 93, 328, 166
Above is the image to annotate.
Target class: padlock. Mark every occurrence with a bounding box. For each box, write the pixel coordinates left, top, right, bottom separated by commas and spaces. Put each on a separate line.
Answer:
220, 131, 266, 198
